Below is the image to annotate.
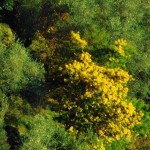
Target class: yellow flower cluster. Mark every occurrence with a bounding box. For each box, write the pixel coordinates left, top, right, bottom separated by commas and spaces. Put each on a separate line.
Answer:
86, 140, 105, 150
64, 52, 133, 99
114, 38, 127, 56
68, 126, 74, 132
71, 31, 88, 48
62, 51, 143, 142
108, 57, 119, 62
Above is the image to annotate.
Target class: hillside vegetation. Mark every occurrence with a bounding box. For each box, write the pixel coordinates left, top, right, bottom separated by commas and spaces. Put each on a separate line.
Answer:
0, 0, 149, 150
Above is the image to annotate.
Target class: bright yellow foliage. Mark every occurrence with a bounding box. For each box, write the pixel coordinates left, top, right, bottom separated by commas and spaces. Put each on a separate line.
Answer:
61, 51, 143, 142
71, 31, 88, 48
86, 140, 105, 150
114, 38, 127, 56
68, 126, 74, 132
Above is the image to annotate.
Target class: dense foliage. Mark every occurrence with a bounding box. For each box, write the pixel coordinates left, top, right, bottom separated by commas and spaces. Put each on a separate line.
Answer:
0, 91, 10, 150
0, 0, 149, 150
60, 51, 143, 142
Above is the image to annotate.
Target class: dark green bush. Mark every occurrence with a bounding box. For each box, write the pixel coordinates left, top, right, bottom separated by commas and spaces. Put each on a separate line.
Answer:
0, 0, 14, 11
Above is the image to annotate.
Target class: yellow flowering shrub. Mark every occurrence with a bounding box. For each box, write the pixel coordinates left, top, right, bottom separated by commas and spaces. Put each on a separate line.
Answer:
89, 37, 133, 70
106, 38, 135, 69
60, 51, 143, 142
68, 126, 74, 133
71, 31, 88, 48
86, 140, 105, 150
114, 38, 127, 56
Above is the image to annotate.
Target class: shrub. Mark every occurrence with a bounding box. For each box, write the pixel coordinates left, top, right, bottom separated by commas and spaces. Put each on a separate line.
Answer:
20, 114, 107, 150
131, 98, 150, 137
58, 51, 143, 142
0, 23, 14, 46
21, 114, 84, 150
0, 23, 45, 94
127, 52, 150, 102
56, 0, 99, 30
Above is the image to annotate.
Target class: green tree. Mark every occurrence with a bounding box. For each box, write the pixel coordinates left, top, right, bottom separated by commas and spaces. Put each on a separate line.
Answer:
21, 115, 83, 150
95, 0, 144, 44
127, 52, 150, 101
0, 23, 45, 94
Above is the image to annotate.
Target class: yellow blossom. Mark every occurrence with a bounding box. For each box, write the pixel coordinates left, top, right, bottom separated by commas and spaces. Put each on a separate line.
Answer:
71, 31, 88, 48
61, 51, 143, 143
68, 126, 74, 132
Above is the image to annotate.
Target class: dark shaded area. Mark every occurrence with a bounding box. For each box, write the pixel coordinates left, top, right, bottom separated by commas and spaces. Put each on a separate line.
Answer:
5, 126, 22, 150
0, 1, 38, 47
